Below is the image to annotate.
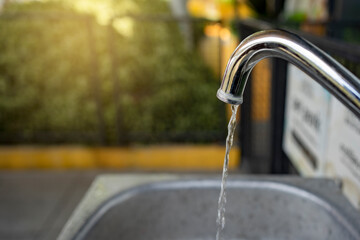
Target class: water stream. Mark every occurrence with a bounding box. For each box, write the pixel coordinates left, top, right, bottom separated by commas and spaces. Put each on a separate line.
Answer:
216, 104, 239, 240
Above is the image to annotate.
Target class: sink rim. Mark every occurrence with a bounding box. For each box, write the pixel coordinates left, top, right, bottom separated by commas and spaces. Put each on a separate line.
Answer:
72, 177, 360, 240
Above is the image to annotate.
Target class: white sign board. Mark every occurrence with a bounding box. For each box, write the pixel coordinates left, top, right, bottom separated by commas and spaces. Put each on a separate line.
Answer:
283, 64, 330, 176
325, 98, 360, 208
283, 64, 360, 208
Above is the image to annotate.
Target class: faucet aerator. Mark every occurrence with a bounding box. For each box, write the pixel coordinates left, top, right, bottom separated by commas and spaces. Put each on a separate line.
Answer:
216, 89, 243, 105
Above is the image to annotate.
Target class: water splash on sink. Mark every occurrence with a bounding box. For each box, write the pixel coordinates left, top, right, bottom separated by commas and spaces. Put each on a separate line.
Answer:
216, 104, 238, 240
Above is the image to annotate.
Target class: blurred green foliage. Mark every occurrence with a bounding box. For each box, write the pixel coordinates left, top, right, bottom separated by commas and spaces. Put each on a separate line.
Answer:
0, 1, 226, 144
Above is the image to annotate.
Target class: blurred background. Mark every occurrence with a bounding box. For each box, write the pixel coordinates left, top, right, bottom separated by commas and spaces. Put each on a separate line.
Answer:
0, 0, 360, 239
0, 0, 245, 170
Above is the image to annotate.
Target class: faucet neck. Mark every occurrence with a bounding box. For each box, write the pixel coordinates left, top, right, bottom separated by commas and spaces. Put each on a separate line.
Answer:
217, 30, 360, 118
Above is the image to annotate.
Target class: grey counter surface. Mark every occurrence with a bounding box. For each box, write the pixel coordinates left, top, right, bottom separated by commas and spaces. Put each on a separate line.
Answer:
0, 170, 112, 240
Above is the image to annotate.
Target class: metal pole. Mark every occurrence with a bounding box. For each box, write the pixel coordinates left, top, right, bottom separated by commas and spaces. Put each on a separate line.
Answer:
86, 16, 106, 145
107, 19, 128, 145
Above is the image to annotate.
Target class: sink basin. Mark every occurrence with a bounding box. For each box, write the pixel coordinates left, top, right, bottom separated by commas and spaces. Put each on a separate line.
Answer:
60, 175, 360, 240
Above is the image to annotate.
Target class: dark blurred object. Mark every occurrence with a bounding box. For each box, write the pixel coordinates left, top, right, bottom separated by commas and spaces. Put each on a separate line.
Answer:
329, 0, 360, 21
280, 0, 360, 43
326, 0, 360, 44
248, 0, 285, 19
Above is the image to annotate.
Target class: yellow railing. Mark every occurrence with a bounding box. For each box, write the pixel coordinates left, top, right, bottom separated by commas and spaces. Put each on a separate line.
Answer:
0, 145, 240, 170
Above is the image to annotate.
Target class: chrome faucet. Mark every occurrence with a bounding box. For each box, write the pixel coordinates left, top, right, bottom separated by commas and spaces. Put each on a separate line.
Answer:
217, 30, 360, 118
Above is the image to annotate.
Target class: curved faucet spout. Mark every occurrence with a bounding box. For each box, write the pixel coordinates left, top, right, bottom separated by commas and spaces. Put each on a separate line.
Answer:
217, 30, 360, 118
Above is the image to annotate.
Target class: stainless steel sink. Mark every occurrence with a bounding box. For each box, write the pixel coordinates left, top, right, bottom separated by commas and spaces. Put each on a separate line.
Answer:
59, 175, 360, 240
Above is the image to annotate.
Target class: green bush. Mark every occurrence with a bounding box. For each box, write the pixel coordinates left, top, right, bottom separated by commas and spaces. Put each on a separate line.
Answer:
0, 1, 226, 144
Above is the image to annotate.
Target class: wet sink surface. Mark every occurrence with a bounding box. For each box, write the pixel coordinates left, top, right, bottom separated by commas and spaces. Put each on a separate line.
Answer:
60, 175, 360, 240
